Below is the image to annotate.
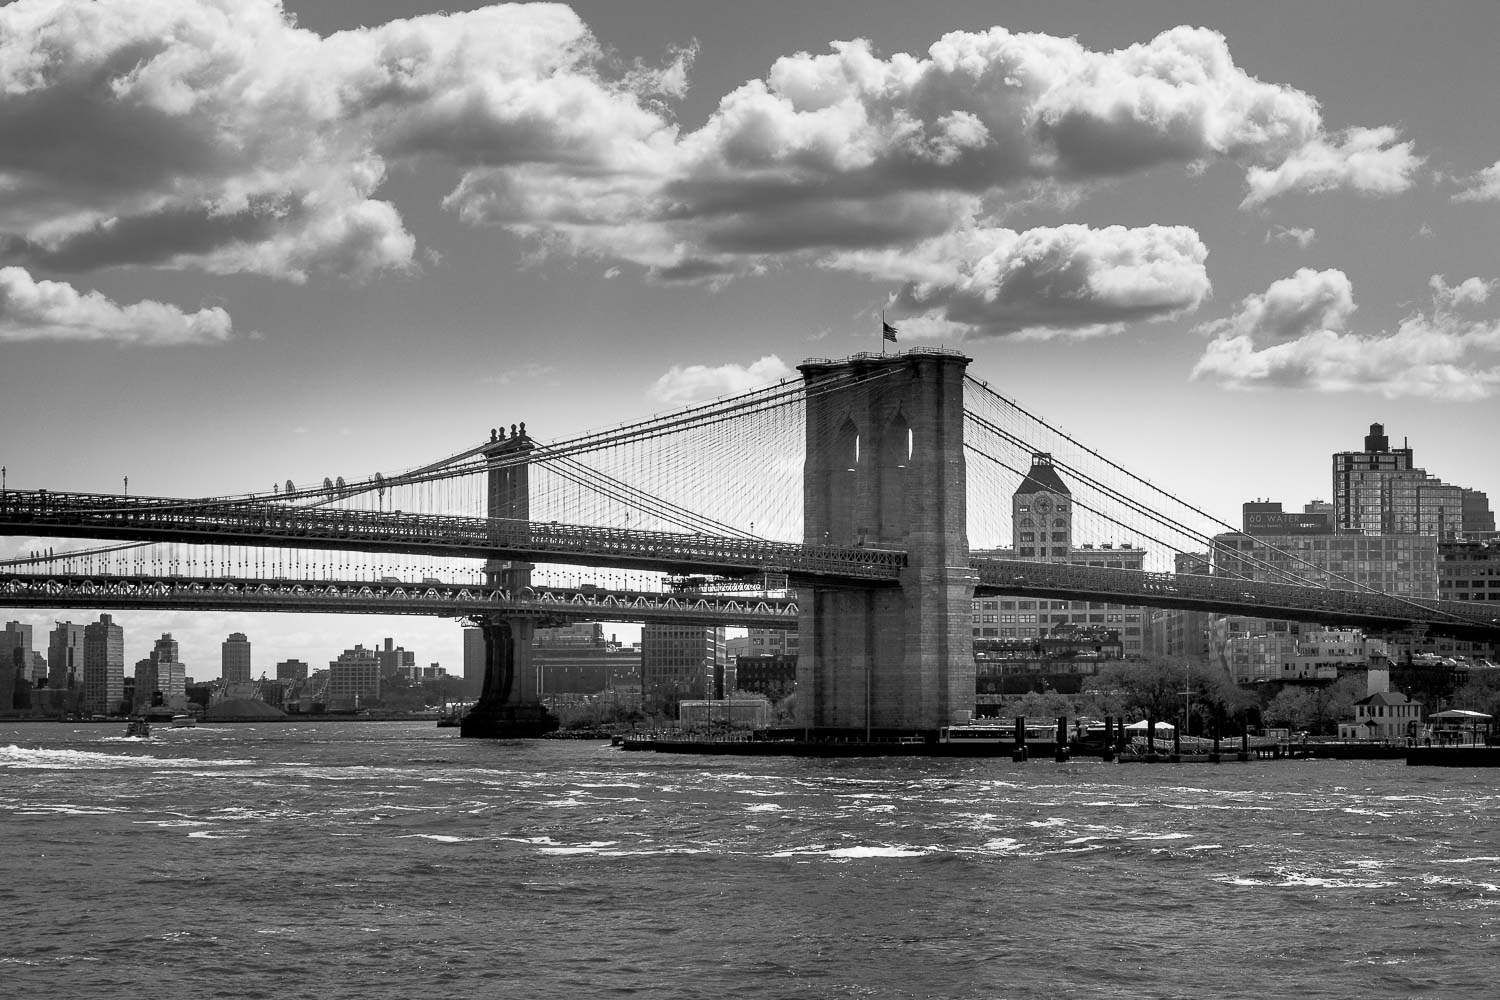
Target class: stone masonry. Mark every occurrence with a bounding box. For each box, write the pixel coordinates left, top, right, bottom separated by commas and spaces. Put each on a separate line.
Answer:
797, 350, 977, 735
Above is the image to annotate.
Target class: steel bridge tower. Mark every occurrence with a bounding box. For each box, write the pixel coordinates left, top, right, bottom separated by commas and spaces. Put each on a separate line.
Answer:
460, 423, 560, 738
797, 351, 977, 736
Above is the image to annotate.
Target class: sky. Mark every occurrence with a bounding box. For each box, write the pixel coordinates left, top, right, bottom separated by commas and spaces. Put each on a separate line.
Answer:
2, 0, 1498, 679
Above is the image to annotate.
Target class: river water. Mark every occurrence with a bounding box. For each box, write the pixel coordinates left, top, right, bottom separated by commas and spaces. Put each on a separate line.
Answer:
2, 721, 1497, 999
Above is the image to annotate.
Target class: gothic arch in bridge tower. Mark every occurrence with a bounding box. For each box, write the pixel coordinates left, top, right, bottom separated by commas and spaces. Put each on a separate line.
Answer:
876, 408, 910, 542
817, 416, 861, 547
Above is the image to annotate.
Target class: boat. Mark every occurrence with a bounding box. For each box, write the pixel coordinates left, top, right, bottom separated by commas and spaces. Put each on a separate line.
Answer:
170, 715, 197, 728
124, 718, 151, 738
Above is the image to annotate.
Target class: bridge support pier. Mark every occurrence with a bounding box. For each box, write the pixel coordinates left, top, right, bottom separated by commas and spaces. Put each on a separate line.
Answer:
461, 423, 558, 739
796, 351, 976, 737
460, 615, 558, 739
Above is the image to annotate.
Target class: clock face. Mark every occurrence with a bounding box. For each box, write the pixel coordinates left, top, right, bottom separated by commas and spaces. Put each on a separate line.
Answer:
1033, 494, 1052, 512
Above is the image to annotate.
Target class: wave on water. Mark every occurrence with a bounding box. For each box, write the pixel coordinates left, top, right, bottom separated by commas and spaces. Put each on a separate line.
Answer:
769, 844, 928, 859
0, 745, 253, 770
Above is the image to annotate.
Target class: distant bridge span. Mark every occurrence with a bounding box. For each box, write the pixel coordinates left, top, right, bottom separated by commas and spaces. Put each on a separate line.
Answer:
0, 573, 799, 627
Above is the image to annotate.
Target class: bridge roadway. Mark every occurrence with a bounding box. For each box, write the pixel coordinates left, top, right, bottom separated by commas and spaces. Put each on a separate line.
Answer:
0, 572, 799, 627
972, 558, 1500, 644
2, 490, 1497, 641
0, 490, 902, 586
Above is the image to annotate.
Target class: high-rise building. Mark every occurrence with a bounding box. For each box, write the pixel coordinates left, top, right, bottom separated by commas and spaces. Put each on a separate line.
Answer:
971, 452, 1149, 658
746, 628, 798, 658
135, 633, 187, 711
462, 626, 486, 697
47, 622, 86, 689
1212, 531, 1439, 599
276, 659, 310, 681
1331, 423, 1481, 539
531, 622, 641, 696
1463, 490, 1496, 536
641, 624, 725, 709
1439, 540, 1500, 605
1, 622, 32, 700
376, 638, 417, 678
327, 645, 380, 708
221, 632, 252, 683
82, 614, 124, 716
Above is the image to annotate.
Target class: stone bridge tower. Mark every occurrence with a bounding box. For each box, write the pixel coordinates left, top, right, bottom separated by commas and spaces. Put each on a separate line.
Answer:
797, 350, 977, 736
460, 423, 559, 738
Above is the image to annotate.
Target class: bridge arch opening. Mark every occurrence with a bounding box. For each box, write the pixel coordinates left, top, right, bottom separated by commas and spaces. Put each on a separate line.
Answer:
878, 409, 911, 542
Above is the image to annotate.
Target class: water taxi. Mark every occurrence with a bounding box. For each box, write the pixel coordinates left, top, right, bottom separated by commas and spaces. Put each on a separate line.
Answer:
170, 715, 197, 728
124, 718, 151, 738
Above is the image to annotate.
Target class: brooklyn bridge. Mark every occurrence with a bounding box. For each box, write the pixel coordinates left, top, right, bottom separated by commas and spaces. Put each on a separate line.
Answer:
3, 350, 1495, 736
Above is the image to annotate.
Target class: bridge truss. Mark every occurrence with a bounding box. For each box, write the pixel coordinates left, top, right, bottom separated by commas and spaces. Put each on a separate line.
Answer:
0, 573, 799, 628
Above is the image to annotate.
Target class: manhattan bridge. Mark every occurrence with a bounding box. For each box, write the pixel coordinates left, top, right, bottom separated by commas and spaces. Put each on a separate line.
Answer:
2, 350, 1495, 737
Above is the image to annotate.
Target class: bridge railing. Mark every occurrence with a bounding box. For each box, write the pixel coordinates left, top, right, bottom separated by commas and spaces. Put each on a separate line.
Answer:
0, 490, 905, 582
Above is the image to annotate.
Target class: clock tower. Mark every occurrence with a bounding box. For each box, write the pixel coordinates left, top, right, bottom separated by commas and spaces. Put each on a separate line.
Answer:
1012, 452, 1072, 561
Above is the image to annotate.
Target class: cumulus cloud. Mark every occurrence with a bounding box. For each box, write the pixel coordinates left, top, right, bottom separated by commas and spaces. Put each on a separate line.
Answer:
649, 355, 794, 405
1455, 162, 1500, 202
0, 266, 232, 344
1241, 127, 1421, 208
1267, 226, 1316, 248
455, 24, 1412, 279
851, 224, 1209, 339
1192, 269, 1500, 399
0, 0, 673, 281
0, 4, 1421, 340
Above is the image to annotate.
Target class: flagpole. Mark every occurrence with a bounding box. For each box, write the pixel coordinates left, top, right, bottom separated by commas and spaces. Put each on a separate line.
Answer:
881, 310, 887, 354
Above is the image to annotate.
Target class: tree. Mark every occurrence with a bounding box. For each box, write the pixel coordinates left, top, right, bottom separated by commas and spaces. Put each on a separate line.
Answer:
1264, 686, 1315, 730
1084, 657, 1252, 735
1446, 670, 1500, 719
1263, 677, 1364, 735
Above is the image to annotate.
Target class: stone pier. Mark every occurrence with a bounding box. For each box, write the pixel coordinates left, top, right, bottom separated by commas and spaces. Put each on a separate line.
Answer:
460, 424, 559, 739
796, 350, 977, 736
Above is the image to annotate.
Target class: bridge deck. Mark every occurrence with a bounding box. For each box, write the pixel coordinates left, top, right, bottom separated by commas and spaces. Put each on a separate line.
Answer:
0, 490, 903, 584
0, 573, 798, 626
3, 491, 1497, 641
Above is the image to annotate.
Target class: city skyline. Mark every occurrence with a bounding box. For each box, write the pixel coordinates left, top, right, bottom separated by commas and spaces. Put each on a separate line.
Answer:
1, 613, 453, 686
3, 0, 1497, 674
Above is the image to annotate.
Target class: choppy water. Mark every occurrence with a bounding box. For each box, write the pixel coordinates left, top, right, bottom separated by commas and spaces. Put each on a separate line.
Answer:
2, 721, 1498, 999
